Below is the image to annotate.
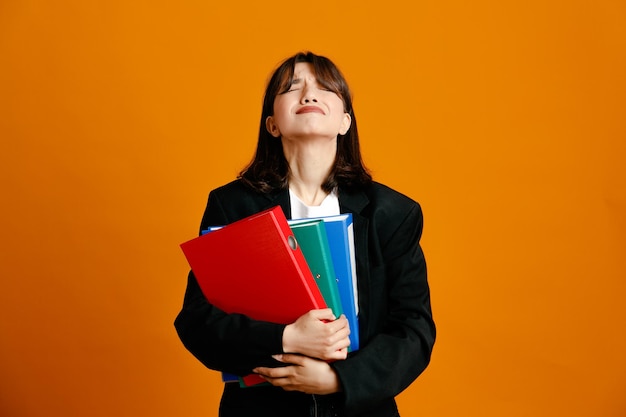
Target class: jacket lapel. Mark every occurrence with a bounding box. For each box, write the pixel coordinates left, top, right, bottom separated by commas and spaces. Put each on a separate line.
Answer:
268, 189, 292, 219
253, 188, 292, 220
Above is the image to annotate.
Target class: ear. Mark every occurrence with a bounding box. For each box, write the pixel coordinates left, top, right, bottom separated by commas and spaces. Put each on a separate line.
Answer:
266, 116, 281, 137
339, 112, 352, 135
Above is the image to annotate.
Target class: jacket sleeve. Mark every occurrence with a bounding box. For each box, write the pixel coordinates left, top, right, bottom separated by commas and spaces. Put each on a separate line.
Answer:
331, 203, 436, 415
174, 190, 286, 375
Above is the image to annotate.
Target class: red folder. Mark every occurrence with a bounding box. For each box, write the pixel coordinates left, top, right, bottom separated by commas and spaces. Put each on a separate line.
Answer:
181, 206, 328, 387
180, 205, 327, 331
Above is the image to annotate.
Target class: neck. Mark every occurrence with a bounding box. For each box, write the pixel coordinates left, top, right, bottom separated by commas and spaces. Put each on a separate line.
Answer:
282, 137, 336, 206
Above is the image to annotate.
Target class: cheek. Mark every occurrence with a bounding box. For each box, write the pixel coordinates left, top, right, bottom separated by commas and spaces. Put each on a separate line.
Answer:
328, 96, 346, 113
272, 100, 290, 123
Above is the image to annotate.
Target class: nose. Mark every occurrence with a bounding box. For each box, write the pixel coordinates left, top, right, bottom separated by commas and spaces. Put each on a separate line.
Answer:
301, 85, 318, 104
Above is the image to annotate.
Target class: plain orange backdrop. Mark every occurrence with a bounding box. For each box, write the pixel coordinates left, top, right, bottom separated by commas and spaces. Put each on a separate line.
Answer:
1, 1, 625, 416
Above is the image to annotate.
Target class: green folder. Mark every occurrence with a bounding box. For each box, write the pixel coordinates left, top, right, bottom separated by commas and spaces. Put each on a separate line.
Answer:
289, 220, 344, 319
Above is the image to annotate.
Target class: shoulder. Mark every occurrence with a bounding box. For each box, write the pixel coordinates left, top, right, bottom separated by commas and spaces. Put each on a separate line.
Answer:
209, 179, 255, 199
199, 180, 258, 229
340, 181, 423, 222
352, 182, 424, 247
363, 181, 423, 219
201, 179, 283, 228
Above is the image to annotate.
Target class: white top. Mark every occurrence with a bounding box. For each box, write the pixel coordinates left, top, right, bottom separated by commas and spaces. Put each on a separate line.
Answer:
289, 188, 340, 220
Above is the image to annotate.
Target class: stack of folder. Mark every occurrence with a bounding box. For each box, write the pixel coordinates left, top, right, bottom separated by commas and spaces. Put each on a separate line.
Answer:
180, 205, 359, 387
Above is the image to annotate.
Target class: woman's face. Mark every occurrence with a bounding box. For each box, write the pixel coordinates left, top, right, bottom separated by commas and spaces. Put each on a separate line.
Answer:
266, 62, 351, 141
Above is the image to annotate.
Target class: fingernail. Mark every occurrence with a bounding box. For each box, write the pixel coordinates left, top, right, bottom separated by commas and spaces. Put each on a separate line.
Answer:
272, 354, 283, 361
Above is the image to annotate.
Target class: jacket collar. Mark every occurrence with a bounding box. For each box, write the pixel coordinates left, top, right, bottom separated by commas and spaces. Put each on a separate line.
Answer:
260, 186, 370, 219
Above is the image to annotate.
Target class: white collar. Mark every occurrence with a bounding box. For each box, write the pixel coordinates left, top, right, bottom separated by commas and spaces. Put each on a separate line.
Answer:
289, 188, 340, 219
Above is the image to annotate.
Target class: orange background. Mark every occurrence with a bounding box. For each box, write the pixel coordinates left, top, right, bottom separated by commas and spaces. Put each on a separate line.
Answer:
1, 1, 625, 416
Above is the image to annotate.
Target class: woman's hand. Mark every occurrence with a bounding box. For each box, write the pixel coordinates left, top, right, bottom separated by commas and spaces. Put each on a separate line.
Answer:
253, 354, 342, 395
283, 309, 350, 360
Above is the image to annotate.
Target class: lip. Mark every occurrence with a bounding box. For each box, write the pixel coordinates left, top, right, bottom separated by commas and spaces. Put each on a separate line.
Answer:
296, 106, 325, 115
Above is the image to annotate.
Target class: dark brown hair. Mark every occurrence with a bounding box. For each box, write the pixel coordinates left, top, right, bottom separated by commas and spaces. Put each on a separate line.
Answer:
239, 51, 372, 194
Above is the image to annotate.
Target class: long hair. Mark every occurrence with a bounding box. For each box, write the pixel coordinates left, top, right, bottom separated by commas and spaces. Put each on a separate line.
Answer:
239, 51, 372, 194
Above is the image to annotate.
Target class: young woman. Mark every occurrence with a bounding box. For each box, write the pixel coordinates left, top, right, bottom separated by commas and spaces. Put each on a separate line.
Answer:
175, 52, 436, 417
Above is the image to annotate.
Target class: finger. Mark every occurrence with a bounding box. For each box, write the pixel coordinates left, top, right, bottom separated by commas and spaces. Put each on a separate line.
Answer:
253, 365, 293, 379
335, 314, 350, 329
310, 308, 336, 321
279, 353, 308, 366
325, 324, 350, 345
326, 346, 348, 360
325, 315, 349, 334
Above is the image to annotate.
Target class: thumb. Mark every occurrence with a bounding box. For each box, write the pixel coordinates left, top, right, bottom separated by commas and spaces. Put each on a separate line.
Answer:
273, 353, 306, 366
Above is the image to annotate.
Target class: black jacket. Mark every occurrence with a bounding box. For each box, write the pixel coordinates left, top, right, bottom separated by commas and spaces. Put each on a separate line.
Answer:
175, 180, 435, 417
